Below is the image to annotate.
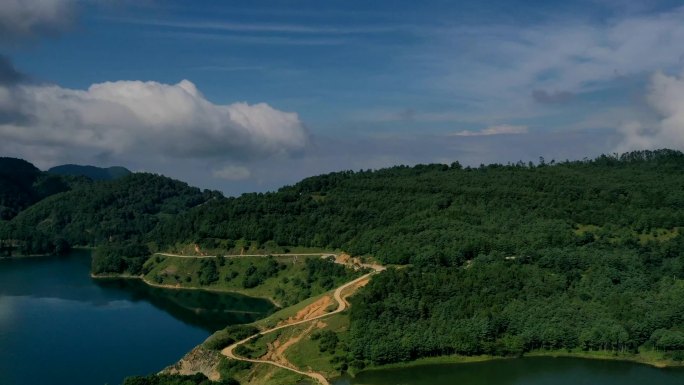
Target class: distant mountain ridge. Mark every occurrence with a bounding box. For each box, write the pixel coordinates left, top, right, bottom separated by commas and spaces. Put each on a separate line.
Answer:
0, 157, 74, 220
48, 164, 132, 181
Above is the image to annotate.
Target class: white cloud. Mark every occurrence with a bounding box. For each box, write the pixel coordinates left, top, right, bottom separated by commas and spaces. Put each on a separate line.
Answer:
111, 18, 400, 35
0, 79, 308, 163
451, 124, 528, 137
212, 165, 251, 180
0, 0, 74, 41
617, 70, 684, 151
427, 7, 684, 108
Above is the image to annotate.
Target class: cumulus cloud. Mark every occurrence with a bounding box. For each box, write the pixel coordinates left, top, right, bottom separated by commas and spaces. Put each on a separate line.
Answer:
0, 0, 75, 41
0, 78, 309, 163
212, 165, 251, 180
0, 56, 29, 124
451, 124, 528, 137
617, 70, 684, 151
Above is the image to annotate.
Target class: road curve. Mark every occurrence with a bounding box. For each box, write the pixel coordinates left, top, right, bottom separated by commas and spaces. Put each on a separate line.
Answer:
221, 267, 383, 385
154, 251, 383, 385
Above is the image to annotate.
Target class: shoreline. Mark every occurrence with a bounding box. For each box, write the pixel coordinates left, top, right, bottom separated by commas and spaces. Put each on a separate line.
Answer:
524, 349, 683, 368
1, 246, 95, 259
90, 272, 281, 307
1, 253, 52, 259
347, 350, 683, 377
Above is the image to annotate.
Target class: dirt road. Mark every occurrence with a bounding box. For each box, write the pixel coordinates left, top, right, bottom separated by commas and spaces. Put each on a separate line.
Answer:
154, 251, 383, 385
221, 266, 383, 385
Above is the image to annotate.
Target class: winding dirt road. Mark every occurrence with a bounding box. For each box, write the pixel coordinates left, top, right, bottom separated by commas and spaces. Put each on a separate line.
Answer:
155, 251, 383, 385
221, 266, 383, 385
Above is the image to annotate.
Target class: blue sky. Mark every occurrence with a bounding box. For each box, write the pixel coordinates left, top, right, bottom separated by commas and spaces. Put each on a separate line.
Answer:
2, 0, 684, 194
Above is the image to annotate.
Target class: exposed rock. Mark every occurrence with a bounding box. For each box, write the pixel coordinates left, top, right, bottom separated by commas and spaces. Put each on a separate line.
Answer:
162, 345, 222, 381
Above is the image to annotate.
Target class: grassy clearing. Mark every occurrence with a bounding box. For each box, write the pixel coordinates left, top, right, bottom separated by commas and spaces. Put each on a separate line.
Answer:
203, 325, 260, 351
638, 228, 680, 243
574, 224, 680, 245
229, 361, 313, 385
285, 313, 350, 377
171, 254, 365, 384
164, 241, 335, 257
142, 254, 349, 306
240, 332, 278, 359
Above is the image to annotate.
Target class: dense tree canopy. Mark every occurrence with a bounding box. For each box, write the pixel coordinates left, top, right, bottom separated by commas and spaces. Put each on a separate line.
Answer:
348, 237, 684, 365
151, 149, 684, 268
0, 157, 80, 220
1, 170, 219, 258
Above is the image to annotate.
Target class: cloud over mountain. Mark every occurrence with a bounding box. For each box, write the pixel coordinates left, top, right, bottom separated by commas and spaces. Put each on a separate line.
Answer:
0, 78, 308, 164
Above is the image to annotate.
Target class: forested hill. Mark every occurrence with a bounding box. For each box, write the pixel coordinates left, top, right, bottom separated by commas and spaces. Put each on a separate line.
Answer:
0, 169, 221, 257
148, 149, 684, 367
150, 148, 684, 367
0, 157, 87, 220
152, 149, 684, 266
0, 158, 130, 221
48, 164, 132, 181
5, 149, 684, 267
4, 150, 684, 365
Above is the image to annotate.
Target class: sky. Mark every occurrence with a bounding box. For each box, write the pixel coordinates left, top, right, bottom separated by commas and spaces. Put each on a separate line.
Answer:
2, 0, 684, 195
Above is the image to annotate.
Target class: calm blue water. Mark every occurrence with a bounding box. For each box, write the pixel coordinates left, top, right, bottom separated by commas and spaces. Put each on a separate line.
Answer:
0, 250, 274, 385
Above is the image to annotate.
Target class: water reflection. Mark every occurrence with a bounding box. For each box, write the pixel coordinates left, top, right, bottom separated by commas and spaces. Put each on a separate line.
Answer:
338, 357, 684, 385
0, 251, 277, 385
0, 250, 275, 332
94, 278, 274, 331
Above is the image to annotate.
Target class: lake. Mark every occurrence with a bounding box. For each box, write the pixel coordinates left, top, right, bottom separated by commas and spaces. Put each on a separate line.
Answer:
335, 356, 684, 385
0, 250, 275, 385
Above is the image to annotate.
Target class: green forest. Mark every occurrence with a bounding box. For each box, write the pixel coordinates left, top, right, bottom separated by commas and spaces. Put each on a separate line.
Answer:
3, 150, 684, 367
0, 168, 220, 257
149, 150, 684, 268
0, 157, 84, 221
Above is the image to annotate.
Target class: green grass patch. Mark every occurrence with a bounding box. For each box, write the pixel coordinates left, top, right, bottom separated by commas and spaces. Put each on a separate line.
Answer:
164, 241, 336, 258
142, 254, 358, 306
217, 357, 252, 379
203, 325, 259, 351
285, 328, 337, 376
574, 224, 680, 245
285, 313, 352, 377
241, 331, 280, 359
228, 361, 313, 385
234, 333, 270, 359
